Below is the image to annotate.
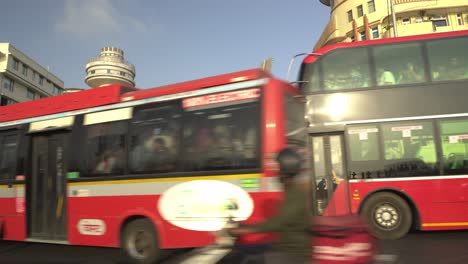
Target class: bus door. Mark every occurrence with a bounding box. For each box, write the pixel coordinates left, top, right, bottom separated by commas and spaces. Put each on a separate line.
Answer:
310, 133, 351, 216
28, 132, 68, 241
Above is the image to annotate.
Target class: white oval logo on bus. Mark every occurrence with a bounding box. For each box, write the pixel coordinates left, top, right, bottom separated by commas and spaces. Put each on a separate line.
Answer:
158, 180, 254, 231
77, 219, 106, 236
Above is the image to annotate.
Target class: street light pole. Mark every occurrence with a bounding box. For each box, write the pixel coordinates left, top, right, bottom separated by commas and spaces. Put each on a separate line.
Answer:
390, 0, 398, 37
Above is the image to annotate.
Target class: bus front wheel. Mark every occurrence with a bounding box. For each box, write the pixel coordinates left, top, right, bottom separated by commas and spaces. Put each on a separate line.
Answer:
361, 192, 412, 240
121, 218, 161, 264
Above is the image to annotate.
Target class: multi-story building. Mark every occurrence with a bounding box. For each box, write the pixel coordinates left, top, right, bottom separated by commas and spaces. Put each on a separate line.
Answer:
315, 0, 468, 50
0, 43, 64, 106
85, 46, 135, 88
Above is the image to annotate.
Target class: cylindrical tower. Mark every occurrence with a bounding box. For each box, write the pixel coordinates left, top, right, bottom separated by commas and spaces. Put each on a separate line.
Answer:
85, 46, 135, 87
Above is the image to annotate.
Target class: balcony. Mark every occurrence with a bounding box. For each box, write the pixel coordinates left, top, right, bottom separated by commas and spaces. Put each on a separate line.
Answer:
396, 21, 453, 37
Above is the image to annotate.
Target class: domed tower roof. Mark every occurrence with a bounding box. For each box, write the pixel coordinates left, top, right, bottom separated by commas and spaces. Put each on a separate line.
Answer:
85, 46, 136, 87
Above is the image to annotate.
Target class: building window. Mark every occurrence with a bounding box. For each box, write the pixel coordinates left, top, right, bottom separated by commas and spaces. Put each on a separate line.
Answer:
432, 16, 448, 28
3, 77, 14, 92
360, 31, 366, 41
53, 85, 62, 95
32, 72, 37, 81
350, 34, 355, 42
22, 64, 28, 77
90, 70, 95, 74
372, 26, 379, 39
415, 16, 423, 23
368, 0, 375, 13
357, 5, 363, 18
402, 18, 411, 25
347, 10, 353, 22
457, 13, 464, 26
1, 96, 17, 106
107, 69, 112, 74
120, 71, 126, 76
26, 89, 35, 99
39, 76, 44, 85
12, 59, 19, 71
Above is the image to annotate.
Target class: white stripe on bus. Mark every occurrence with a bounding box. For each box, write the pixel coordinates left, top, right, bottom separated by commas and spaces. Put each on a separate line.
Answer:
349, 175, 468, 183
0, 78, 267, 128
323, 112, 468, 126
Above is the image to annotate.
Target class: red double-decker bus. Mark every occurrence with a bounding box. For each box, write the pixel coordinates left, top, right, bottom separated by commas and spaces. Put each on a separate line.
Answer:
298, 30, 468, 239
0, 69, 306, 263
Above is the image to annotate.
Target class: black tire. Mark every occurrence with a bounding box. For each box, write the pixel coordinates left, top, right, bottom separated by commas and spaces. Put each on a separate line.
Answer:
121, 218, 161, 264
361, 192, 412, 240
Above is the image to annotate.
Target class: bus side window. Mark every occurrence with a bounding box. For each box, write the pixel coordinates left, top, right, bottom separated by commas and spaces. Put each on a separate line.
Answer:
373, 42, 425, 87
85, 121, 127, 176
427, 36, 468, 81
321, 47, 370, 91
440, 119, 468, 175
0, 134, 18, 181
129, 104, 180, 174
182, 102, 260, 171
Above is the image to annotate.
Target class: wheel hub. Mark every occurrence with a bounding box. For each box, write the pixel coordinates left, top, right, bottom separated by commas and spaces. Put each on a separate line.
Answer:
374, 204, 399, 229
128, 229, 152, 259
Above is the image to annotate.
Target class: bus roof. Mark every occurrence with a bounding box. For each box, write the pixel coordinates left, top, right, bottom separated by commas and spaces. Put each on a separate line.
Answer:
120, 68, 271, 101
0, 68, 270, 123
304, 30, 468, 63
0, 84, 135, 123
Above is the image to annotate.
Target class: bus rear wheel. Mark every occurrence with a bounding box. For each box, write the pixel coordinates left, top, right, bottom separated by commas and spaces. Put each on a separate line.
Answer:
121, 218, 161, 264
361, 192, 412, 240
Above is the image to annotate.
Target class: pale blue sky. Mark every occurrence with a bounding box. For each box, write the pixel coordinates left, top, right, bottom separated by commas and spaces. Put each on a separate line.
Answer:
1, 0, 329, 89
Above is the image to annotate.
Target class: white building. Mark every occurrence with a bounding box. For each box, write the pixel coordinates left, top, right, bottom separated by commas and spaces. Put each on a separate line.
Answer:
0, 43, 64, 106
85, 47, 135, 87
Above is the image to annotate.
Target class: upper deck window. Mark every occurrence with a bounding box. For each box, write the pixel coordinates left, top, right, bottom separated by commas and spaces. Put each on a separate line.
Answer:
427, 36, 468, 81
373, 42, 425, 86
299, 34, 467, 94
321, 47, 370, 91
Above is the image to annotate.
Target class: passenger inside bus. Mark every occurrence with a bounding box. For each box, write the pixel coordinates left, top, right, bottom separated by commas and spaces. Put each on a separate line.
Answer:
143, 137, 174, 172
94, 146, 124, 174
377, 68, 396, 86
433, 57, 468, 81
398, 62, 423, 84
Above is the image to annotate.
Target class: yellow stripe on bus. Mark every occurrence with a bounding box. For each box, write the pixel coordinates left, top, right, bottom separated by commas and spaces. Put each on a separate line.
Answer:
0, 184, 25, 188
68, 173, 262, 186
422, 222, 468, 227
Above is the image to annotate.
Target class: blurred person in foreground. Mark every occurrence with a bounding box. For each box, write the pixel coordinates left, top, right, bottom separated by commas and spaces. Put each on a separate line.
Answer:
227, 148, 310, 264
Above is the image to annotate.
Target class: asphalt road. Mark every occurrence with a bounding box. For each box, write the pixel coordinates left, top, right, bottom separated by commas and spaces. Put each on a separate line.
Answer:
0, 230, 467, 263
